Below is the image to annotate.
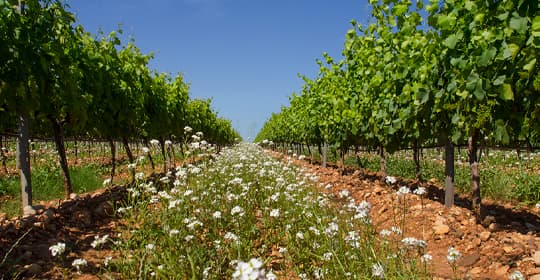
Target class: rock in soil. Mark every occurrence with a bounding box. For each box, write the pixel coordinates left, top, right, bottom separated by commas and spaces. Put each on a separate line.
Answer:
534, 250, 540, 266
24, 263, 42, 276
479, 231, 491, 241
433, 224, 450, 235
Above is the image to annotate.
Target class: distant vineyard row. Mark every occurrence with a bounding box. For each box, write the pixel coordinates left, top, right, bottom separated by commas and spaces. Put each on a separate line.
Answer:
0, 0, 239, 212
256, 0, 539, 222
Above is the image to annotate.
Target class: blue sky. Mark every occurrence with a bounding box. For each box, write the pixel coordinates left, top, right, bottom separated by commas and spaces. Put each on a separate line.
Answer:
68, 0, 370, 141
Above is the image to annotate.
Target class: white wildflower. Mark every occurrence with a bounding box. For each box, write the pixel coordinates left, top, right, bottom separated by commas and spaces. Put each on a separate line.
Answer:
397, 186, 410, 196
49, 242, 66, 257
380, 229, 392, 237
416, 239, 428, 248
414, 187, 426, 195
309, 226, 320, 236
231, 206, 245, 216
323, 252, 333, 261
421, 254, 432, 262
338, 189, 350, 198
509, 271, 525, 280
104, 256, 113, 267
269, 209, 280, 218
266, 271, 277, 280
401, 237, 418, 247
324, 222, 339, 237
72, 258, 87, 272
232, 258, 265, 280
190, 166, 201, 174
168, 199, 181, 209
391, 226, 402, 235
159, 176, 170, 184
102, 178, 112, 186
447, 247, 461, 263
224, 232, 239, 242
229, 177, 243, 185
116, 206, 132, 214
372, 263, 385, 278
91, 234, 109, 248
385, 176, 397, 184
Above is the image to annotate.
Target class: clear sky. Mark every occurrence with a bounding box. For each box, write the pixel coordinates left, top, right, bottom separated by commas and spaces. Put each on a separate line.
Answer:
67, 0, 370, 141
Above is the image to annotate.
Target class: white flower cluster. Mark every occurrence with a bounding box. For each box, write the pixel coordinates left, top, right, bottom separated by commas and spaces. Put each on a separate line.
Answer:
324, 222, 339, 237
385, 176, 397, 184
447, 246, 461, 263
509, 271, 525, 280
269, 208, 280, 218
91, 234, 109, 248
232, 258, 269, 280
353, 200, 371, 221
401, 237, 427, 248
397, 186, 410, 196
371, 263, 385, 278
231, 205, 245, 216
72, 258, 87, 272
49, 242, 66, 257
414, 187, 426, 196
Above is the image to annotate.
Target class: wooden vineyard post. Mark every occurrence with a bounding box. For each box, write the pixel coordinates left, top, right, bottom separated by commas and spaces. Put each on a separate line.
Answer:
17, 113, 32, 214
444, 139, 455, 208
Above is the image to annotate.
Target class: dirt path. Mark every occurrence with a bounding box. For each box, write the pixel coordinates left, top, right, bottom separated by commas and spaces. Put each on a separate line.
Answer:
283, 153, 540, 279
0, 186, 126, 279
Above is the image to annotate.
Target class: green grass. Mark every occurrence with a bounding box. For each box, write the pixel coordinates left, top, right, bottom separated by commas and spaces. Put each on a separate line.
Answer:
304, 147, 540, 204
0, 165, 106, 217
0, 139, 199, 218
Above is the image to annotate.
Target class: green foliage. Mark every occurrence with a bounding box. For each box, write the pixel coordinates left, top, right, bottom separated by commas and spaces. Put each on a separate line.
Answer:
256, 0, 539, 210
0, 0, 239, 208
0, 0, 239, 144
0, 164, 105, 217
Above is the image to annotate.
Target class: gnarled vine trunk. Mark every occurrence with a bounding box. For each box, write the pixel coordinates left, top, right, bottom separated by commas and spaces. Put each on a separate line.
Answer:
379, 145, 386, 179
143, 138, 155, 170
49, 117, 73, 198
109, 138, 116, 182
159, 138, 167, 172
468, 129, 483, 223
413, 140, 421, 180
122, 136, 134, 164
122, 136, 135, 183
